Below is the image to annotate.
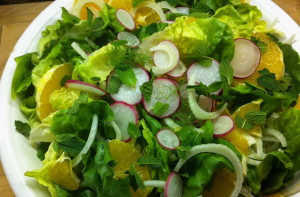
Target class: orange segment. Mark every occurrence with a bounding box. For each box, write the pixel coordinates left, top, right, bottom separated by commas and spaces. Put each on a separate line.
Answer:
107, 0, 133, 11
72, 0, 105, 20
294, 95, 300, 109
36, 63, 72, 120
134, 7, 161, 26
263, 194, 285, 197
108, 140, 151, 196
203, 168, 236, 197
234, 33, 284, 86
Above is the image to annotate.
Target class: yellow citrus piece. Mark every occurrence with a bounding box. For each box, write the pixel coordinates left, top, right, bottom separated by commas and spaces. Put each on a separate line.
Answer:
48, 160, 80, 190
222, 100, 262, 155
134, 6, 161, 26
108, 140, 151, 196
72, 0, 106, 20
263, 194, 285, 197
107, 0, 133, 11
203, 168, 236, 197
234, 33, 284, 86
294, 94, 300, 109
36, 63, 72, 120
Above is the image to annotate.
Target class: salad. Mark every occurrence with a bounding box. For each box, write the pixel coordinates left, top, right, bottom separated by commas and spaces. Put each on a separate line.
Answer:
10, 0, 300, 196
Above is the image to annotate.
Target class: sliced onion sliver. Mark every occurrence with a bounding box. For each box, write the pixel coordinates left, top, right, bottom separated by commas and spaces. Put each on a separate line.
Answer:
264, 128, 287, 148
157, 1, 177, 13
66, 80, 107, 97
174, 144, 243, 197
130, 1, 167, 22
72, 114, 98, 167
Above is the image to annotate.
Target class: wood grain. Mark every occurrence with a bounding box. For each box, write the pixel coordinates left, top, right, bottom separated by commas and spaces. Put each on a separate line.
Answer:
0, 1, 299, 197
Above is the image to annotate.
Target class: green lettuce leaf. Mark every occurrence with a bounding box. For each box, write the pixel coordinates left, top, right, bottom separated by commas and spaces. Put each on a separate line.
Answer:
49, 87, 81, 111
100, 4, 124, 33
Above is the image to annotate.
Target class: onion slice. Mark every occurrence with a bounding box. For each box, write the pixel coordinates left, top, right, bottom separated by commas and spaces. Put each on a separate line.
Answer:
130, 1, 167, 22
174, 144, 243, 197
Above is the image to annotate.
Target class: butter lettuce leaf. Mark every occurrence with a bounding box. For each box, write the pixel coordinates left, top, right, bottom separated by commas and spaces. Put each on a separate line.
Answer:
140, 16, 235, 61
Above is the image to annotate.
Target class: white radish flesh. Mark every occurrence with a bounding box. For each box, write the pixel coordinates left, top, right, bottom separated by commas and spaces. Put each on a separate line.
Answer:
117, 31, 140, 48
110, 101, 138, 141
167, 61, 187, 78
65, 80, 107, 97
110, 67, 150, 105
164, 172, 183, 197
212, 115, 235, 137
156, 129, 180, 150
176, 7, 190, 14
143, 78, 180, 118
231, 38, 261, 78
174, 144, 243, 197
187, 60, 221, 86
116, 9, 136, 30
150, 40, 180, 75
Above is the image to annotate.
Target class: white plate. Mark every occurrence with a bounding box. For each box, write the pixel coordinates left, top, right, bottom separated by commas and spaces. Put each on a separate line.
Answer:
0, 0, 300, 197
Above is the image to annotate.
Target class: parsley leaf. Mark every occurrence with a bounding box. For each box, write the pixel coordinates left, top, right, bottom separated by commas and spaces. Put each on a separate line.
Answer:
152, 102, 169, 117
137, 156, 162, 168
128, 165, 145, 190
251, 36, 267, 54
128, 122, 141, 139
257, 68, 279, 92
245, 110, 267, 125
107, 76, 122, 94
140, 74, 154, 102
53, 134, 85, 157
15, 120, 31, 138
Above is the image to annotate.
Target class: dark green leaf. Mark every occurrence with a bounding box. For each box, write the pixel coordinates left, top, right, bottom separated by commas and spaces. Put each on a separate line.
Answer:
68, 92, 89, 114
140, 80, 153, 102
107, 76, 122, 94
115, 68, 137, 88
54, 134, 85, 157
257, 68, 279, 92
15, 120, 31, 138
129, 165, 146, 190
132, 0, 147, 7
60, 75, 71, 86
152, 102, 169, 117
235, 115, 254, 130
245, 110, 267, 125
137, 156, 162, 168
251, 36, 267, 54
128, 122, 141, 139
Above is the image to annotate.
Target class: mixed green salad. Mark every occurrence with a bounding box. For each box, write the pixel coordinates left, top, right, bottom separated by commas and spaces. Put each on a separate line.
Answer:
11, 0, 300, 196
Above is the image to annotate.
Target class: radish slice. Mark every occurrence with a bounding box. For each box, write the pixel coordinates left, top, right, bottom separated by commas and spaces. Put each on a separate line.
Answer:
109, 67, 150, 105
174, 144, 243, 197
187, 60, 221, 86
164, 172, 183, 197
110, 101, 138, 141
231, 38, 261, 78
187, 75, 226, 120
116, 9, 136, 30
65, 80, 107, 97
176, 7, 190, 14
143, 78, 180, 118
212, 115, 235, 137
130, 1, 166, 22
167, 61, 187, 78
117, 31, 140, 48
198, 95, 214, 112
156, 129, 180, 150
150, 40, 180, 75
72, 114, 98, 167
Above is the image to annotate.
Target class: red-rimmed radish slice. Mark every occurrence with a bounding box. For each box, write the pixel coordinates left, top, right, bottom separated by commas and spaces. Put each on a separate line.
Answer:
167, 61, 187, 78
117, 31, 140, 48
187, 60, 221, 86
231, 38, 261, 78
174, 144, 243, 197
110, 67, 150, 105
164, 172, 183, 197
212, 115, 235, 137
110, 101, 138, 141
150, 40, 179, 75
143, 78, 180, 118
156, 129, 180, 150
116, 9, 135, 30
187, 75, 226, 120
198, 95, 214, 112
65, 80, 106, 97
176, 7, 190, 14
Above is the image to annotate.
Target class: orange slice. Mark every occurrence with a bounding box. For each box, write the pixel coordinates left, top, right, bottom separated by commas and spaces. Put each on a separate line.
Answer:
36, 63, 72, 120
72, 0, 106, 20
203, 168, 236, 197
294, 94, 300, 109
107, 0, 133, 11
234, 33, 284, 86
108, 140, 151, 196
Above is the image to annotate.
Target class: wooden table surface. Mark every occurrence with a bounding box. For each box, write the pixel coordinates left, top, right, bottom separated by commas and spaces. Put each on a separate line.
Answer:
0, 0, 299, 196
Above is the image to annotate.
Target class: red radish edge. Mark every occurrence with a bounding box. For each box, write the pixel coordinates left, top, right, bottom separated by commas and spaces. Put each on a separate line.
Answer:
156, 129, 180, 150
65, 80, 107, 96
164, 172, 183, 197
142, 77, 181, 119
231, 38, 261, 79
212, 114, 235, 137
116, 9, 136, 30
